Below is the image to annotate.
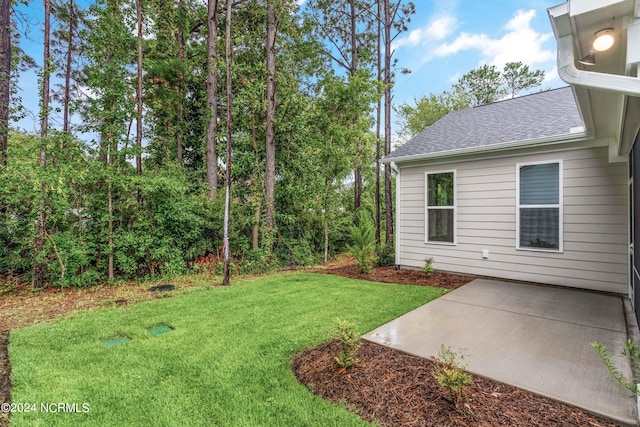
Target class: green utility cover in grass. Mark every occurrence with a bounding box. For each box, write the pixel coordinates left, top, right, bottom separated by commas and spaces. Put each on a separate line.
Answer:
147, 325, 173, 336
103, 336, 130, 347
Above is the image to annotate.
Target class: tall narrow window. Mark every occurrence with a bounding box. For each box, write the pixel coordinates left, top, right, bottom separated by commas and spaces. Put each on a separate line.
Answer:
517, 161, 562, 251
426, 171, 455, 243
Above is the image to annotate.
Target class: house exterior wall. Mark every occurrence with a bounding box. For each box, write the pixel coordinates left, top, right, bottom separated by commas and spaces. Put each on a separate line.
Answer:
396, 143, 628, 294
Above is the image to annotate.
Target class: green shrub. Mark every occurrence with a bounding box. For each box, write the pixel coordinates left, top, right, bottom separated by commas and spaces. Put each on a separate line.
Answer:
239, 248, 273, 275
593, 339, 640, 396
375, 243, 395, 267
422, 257, 435, 275
433, 345, 473, 408
334, 318, 361, 370
348, 211, 376, 274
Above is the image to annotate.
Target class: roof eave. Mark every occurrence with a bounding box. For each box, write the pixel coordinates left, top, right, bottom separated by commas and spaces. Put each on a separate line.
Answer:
381, 132, 592, 164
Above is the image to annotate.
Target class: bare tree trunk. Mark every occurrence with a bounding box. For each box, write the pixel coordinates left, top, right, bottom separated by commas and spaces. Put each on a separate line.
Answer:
0, 0, 9, 170
176, 0, 185, 164
135, 0, 143, 176
250, 120, 260, 250
34, 0, 51, 289
63, 0, 74, 133
206, 0, 219, 199
264, 0, 277, 245
252, 203, 260, 249
107, 179, 114, 280
222, 0, 232, 286
374, 0, 381, 244
383, 0, 393, 244
323, 179, 330, 264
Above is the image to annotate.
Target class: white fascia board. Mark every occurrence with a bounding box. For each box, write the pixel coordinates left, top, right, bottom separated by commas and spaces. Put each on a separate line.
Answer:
380, 133, 591, 164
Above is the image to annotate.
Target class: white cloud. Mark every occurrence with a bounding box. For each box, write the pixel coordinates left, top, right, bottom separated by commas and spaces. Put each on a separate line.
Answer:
392, 14, 458, 50
434, 9, 554, 68
295, 0, 307, 5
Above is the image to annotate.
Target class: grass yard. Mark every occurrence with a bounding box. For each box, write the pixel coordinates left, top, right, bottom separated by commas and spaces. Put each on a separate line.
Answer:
8, 273, 445, 426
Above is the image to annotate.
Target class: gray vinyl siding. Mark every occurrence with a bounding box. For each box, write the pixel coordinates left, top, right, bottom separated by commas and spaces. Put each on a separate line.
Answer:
397, 145, 628, 294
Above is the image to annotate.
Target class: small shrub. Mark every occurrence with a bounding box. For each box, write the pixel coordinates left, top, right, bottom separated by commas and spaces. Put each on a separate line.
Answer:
214, 258, 238, 277
375, 243, 395, 267
593, 339, 640, 396
348, 211, 376, 274
433, 345, 473, 408
239, 248, 272, 275
422, 257, 435, 275
334, 318, 361, 371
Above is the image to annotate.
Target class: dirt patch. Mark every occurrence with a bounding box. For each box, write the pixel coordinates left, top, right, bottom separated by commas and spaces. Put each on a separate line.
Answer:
0, 280, 201, 331
314, 264, 475, 290
293, 340, 621, 427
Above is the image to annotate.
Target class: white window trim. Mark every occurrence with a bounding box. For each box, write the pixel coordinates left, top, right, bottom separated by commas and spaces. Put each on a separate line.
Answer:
515, 160, 563, 253
425, 170, 457, 245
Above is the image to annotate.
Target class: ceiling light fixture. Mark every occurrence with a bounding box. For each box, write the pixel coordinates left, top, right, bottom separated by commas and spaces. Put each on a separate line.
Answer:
592, 28, 615, 51
579, 52, 596, 66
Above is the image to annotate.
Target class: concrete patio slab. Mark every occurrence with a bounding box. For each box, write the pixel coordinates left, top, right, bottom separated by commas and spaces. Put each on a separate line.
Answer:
363, 279, 639, 425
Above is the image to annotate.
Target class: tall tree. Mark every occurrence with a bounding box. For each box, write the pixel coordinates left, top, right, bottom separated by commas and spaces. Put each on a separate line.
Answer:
374, 0, 381, 244
502, 61, 545, 98
51, 0, 86, 134
135, 0, 143, 175
206, 0, 219, 199
264, 0, 278, 245
306, 0, 376, 210
222, 0, 232, 285
34, 0, 52, 288
0, 0, 9, 169
83, 0, 134, 280
454, 64, 504, 107
453, 62, 546, 107
176, 0, 185, 164
382, 0, 414, 244
63, 0, 75, 133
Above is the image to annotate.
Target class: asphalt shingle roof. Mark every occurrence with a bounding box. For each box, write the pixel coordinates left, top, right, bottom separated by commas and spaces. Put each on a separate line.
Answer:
387, 86, 584, 160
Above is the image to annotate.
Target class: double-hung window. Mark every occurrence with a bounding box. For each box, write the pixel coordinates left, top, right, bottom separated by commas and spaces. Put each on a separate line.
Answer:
516, 161, 562, 251
425, 171, 455, 244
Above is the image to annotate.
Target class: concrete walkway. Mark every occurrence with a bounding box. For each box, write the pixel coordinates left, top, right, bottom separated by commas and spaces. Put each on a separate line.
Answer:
363, 279, 639, 425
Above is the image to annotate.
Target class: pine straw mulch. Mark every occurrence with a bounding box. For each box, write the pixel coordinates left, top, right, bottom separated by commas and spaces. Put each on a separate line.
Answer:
313, 264, 476, 290
293, 340, 622, 427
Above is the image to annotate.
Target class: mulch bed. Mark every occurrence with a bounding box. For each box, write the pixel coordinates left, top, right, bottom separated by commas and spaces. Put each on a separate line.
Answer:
293, 340, 621, 427
314, 265, 475, 289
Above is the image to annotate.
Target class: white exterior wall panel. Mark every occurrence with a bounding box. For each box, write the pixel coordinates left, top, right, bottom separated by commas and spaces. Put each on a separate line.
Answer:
397, 145, 628, 293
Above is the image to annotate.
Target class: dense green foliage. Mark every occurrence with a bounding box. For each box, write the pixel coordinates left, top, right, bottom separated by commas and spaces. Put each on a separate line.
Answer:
9, 273, 445, 426
4, 1, 407, 287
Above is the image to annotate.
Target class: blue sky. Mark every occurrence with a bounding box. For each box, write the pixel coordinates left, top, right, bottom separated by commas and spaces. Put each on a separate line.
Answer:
391, 0, 563, 110
13, 0, 565, 136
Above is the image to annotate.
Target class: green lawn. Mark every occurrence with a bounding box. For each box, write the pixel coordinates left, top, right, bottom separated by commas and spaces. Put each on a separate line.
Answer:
9, 273, 445, 426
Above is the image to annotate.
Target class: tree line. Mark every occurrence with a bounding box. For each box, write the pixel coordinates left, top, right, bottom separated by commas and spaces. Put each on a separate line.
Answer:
397, 62, 546, 139
0, 0, 415, 287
